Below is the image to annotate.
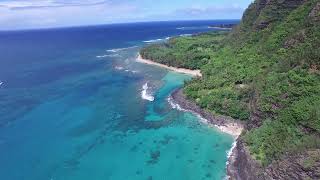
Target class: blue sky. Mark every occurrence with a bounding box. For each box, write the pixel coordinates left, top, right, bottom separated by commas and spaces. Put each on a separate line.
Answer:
0, 0, 253, 30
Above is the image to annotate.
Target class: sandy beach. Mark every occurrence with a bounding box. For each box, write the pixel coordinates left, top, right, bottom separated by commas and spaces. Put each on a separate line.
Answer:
136, 54, 202, 77
213, 122, 243, 138
136, 53, 242, 137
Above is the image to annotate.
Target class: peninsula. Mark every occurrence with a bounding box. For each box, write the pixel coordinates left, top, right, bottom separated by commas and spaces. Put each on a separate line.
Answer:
140, 0, 320, 179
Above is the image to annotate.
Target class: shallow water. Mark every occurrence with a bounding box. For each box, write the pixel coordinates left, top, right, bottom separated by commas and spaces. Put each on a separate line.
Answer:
0, 21, 237, 180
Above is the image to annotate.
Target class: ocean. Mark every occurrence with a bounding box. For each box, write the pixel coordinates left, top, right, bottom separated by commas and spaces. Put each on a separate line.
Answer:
0, 20, 238, 180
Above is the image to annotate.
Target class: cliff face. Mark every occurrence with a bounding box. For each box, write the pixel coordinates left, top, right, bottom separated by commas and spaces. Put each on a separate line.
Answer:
229, 140, 320, 180
228, 0, 320, 179
240, 0, 306, 29
227, 139, 264, 180
230, 0, 308, 46
264, 149, 320, 179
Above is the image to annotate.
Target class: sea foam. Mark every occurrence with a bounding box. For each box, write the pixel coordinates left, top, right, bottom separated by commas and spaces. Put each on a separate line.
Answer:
226, 140, 237, 164
167, 96, 210, 124
96, 54, 120, 58
141, 83, 154, 101
167, 97, 185, 111
143, 38, 165, 43
179, 34, 192, 37
106, 46, 138, 53
224, 140, 238, 180
176, 26, 209, 30
114, 66, 125, 70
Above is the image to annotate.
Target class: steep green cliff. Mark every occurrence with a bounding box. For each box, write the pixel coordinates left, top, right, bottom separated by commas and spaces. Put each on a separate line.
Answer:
140, 0, 320, 178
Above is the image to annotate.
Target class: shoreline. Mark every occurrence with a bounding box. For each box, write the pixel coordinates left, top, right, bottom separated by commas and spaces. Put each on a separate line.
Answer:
136, 53, 243, 137
136, 54, 202, 77
136, 52, 242, 178
169, 89, 243, 179
209, 26, 233, 30
170, 89, 244, 138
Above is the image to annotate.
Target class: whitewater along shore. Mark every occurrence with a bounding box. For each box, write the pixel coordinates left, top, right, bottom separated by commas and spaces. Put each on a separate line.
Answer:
170, 89, 243, 138
136, 54, 202, 77
136, 53, 242, 136
170, 89, 244, 179
136, 53, 243, 178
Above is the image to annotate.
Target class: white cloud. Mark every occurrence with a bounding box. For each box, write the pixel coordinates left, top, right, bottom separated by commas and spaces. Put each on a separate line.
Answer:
0, 0, 251, 30
169, 5, 246, 20
0, 0, 139, 30
0, 0, 107, 9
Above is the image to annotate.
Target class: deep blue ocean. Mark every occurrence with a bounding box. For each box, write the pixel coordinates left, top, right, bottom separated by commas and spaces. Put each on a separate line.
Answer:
0, 20, 238, 180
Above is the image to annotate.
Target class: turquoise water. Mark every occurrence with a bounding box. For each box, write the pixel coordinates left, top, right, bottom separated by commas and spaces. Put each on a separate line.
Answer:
0, 22, 235, 180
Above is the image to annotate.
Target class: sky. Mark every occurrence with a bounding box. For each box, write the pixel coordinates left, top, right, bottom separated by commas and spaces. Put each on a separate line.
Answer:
0, 0, 253, 30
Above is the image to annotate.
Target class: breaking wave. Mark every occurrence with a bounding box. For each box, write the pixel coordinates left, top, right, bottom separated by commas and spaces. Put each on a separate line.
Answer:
167, 97, 184, 111
106, 46, 138, 53
114, 66, 125, 70
143, 38, 165, 43
225, 140, 238, 180
176, 26, 210, 30
226, 140, 237, 165
179, 34, 192, 37
141, 83, 154, 101
96, 54, 121, 58
167, 96, 210, 125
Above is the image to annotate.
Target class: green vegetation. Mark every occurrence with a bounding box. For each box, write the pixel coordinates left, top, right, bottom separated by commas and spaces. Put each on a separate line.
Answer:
140, 0, 320, 166
140, 32, 227, 70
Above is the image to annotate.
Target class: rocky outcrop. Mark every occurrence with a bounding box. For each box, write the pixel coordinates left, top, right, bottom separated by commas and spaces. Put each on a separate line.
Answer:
171, 89, 243, 129
228, 140, 320, 180
309, 2, 320, 22
227, 139, 265, 180
264, 149, 320, 179
256, 0, 306, 29
284, 30, 307, 49
241, 0, 306, 30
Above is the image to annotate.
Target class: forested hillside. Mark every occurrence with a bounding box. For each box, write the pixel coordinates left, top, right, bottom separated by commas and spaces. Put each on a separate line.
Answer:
140, 0, 320, 177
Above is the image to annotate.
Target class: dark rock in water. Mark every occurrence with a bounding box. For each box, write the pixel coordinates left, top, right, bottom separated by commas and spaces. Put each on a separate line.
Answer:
130, 145, 138, 152
209, 160, 216, 164
188, 159, 194, 163
147, 150, 161, 165
205, 173, 212, 178
136, 170, 142, 175
158, 135, 175, 145
147, 176, 153, 180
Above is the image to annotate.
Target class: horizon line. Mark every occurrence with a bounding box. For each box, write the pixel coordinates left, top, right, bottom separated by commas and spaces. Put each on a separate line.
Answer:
0, 19, 241, 32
